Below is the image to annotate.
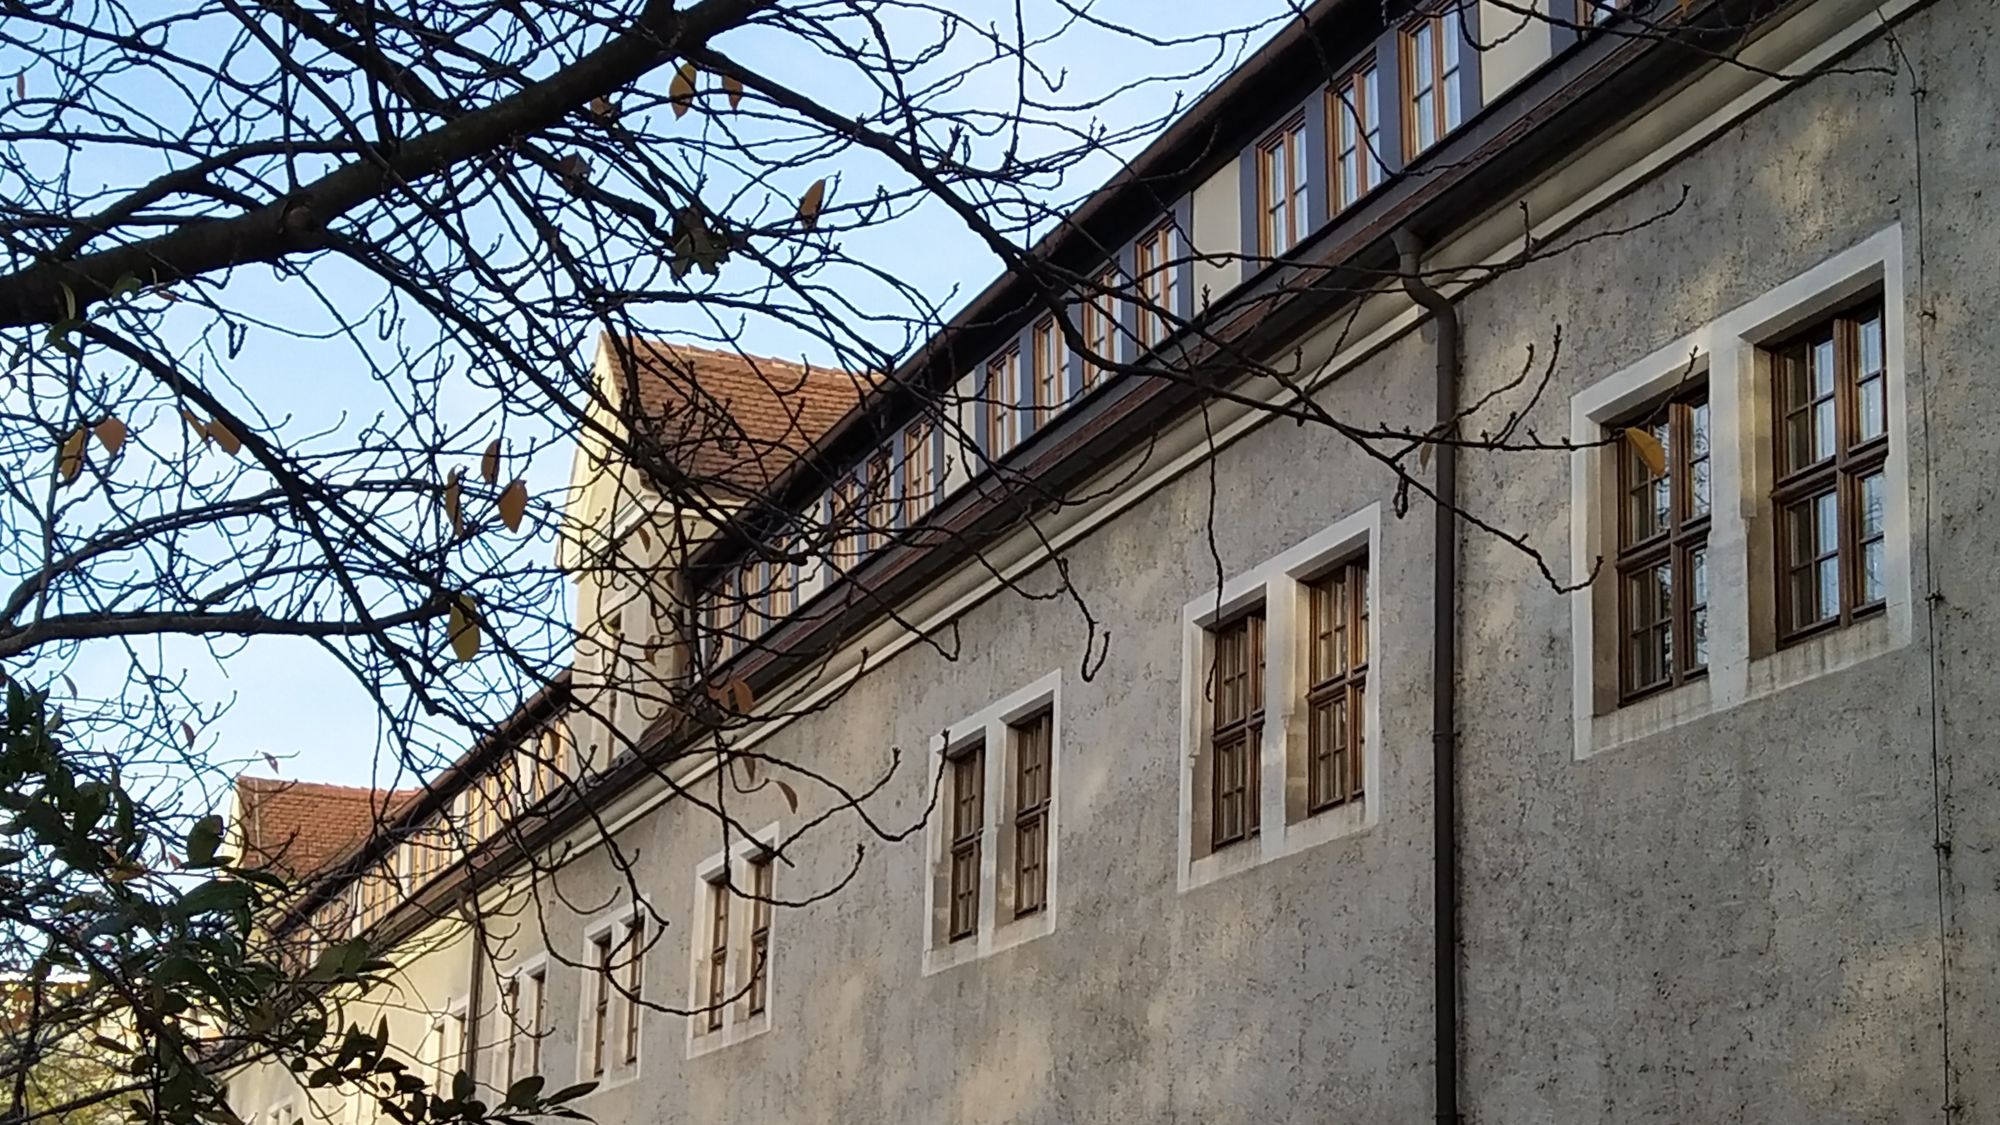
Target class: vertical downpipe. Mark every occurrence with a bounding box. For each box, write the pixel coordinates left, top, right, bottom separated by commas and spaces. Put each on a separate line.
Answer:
462, 891, 487, 1087
1394, 228, 1461, 1125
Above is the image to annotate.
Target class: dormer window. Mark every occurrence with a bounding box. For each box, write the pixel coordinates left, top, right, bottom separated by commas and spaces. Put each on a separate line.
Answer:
1330, 65, 1383, 209
1402, 4, 1466, 157
1256, 115, 1308, 257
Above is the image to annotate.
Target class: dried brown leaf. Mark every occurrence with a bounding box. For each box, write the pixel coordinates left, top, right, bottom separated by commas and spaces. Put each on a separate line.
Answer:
94, 416, 127, 456
776, 779, 799, 813
207, 417, 242, 457
443, 471, 465, 538
797, 178, 827, 230
589, 95, 617, 122
728, 678, 754, 714
497, 478, 529, 532
723, 75, 744, 110
669, 63, 697, 118
449, 595, 481, 662
56, 428, 85, 483
480, 439, 501, 485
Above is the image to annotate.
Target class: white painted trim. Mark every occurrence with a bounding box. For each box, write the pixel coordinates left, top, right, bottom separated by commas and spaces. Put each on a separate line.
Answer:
572, 895, 652, 1092
491, 951, 550, 1093
683, 822, 780, 1058
1177, 504, 1383, 893
1569, 224, 1914, 758
921, 671, 1063, 976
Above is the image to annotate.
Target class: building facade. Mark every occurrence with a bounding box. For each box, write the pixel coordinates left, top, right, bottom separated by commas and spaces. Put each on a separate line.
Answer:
223, 0, 2000, 1120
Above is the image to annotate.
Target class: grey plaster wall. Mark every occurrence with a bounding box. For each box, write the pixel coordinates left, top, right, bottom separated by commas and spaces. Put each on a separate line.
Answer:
1448, 5, 1990, 1120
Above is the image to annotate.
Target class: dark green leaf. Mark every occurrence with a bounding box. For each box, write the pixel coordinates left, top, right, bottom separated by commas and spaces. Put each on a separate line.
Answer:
186, 814, 224, 867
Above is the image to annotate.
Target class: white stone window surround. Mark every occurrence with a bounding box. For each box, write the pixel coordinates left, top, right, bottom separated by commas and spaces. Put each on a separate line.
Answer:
1176, 503, 1383, 895
921, 670, 1063, 977
684, 822, 779, 1058
1568, 224, 1915, 759
492, 952, 549, 1090
574, 898, 652, 1088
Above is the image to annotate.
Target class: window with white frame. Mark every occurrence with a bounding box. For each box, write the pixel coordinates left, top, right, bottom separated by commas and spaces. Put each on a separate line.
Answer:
1569, 226, 1913, 759
1177, 506, 1382, 893
923, 673, 1061, 975
585, 930, 613, 1079
686, 828, 780, 1055
494, 961, 549, 1091
577, 905, 646, 1084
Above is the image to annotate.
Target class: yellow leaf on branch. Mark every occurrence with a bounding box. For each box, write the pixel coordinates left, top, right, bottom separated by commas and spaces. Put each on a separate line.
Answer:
1622, 426, 1666, 477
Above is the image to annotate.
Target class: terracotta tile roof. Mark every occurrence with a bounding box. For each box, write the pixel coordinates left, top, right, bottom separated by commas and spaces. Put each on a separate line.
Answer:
233, 776, 417, 881
607, 338, 868, 498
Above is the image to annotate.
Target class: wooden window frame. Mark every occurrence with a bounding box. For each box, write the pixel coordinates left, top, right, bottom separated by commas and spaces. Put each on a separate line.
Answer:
985, 348, 1020, 459
1770, 300, 1889, 644
865, 449, 893, 553
1135, 223, 1178, 349
589, 933, 612, 1075
702, 878, 729, 1033
621, 917, 643, 1065
900, 419, 934, 526
1010, 710, 1052, 918
746, 856, 773, 1016
1208, 608, 1265, 849
1304, 559, 1369, 813
1400, 4, 1464, 158
1329, 64, 1382, 210
1614, 386, 1712, 701
501, 974, 521, 1087
830, 475, 862, 572
1032, 317, 1067, 426
1255, 114, 1308, 257
946, 741, 984, 942
1081, 267, 1119, 388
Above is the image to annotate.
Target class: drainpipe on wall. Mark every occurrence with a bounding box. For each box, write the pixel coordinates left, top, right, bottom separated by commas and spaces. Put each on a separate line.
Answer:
461, 890, 487, 1088
1393, 228, 1462, 1125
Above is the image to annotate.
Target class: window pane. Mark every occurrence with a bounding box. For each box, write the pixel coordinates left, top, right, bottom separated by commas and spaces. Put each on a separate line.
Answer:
1784, 492, 1839, 628
1625, 563, 1671, 689
1688, 401, 1711, 518
1859, 471, 1885, 604
1688, 546, 1709, 670
1441, 11, 1462, 128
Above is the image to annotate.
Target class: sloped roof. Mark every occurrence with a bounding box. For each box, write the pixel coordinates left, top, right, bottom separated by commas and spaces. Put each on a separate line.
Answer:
233, 776, 416, 881
607, 338, 868, 496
